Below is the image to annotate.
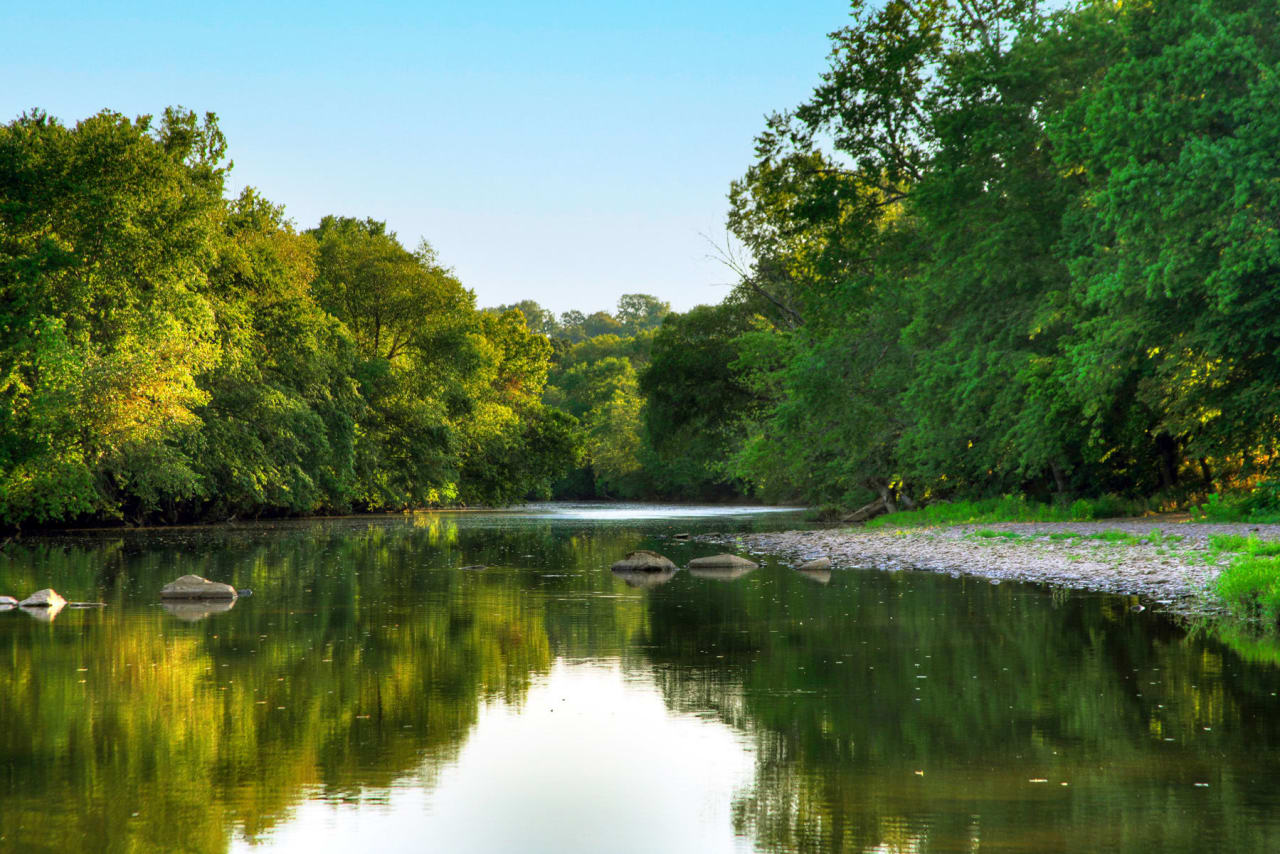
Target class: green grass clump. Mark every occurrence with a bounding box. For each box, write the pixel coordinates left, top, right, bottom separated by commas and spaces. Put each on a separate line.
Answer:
1208, 534, 1280, 556
1086, 529, 1159, 545
863, 494, 1144, 530
1216, 554, 1280, 621
974, 529, 1022, 540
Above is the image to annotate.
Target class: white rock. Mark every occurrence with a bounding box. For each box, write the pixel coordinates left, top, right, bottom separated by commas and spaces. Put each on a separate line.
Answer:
20, 589, 67, 608
159, 575, 237, 600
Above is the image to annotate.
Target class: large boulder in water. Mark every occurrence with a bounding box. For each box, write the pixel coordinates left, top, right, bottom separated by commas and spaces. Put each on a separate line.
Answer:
688, 553, 758, 570
160, 575, 237, 600
797, 557, 831, 571
611, 550, 677, 572
20, 589, 67, 608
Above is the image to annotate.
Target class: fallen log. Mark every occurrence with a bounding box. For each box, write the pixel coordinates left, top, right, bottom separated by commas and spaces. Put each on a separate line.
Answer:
842, 498, 888, 524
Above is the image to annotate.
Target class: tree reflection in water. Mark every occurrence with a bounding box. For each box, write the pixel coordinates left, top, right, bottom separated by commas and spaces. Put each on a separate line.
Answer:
0, 510, 1278, 853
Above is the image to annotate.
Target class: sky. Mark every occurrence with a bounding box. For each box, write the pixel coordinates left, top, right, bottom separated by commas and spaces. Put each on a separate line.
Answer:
2, 0, 851, 316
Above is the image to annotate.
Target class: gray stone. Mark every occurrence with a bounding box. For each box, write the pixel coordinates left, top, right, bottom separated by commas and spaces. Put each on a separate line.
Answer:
20, 589, 67, 608
797, 557, 832, 571
688, 553, 758, 570
159, 575, 237, 600
611, 550, 677, 572
0, 595, 18, 607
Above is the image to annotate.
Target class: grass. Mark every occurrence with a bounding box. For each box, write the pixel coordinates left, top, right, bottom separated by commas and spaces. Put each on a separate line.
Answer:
1208, 534, 1280, 556
863, 494, 1144, 530
972, 528, 1182, 547
1216, 554, 1280, 621
1205, 533, 1280, 622
974, 529, 1023, 540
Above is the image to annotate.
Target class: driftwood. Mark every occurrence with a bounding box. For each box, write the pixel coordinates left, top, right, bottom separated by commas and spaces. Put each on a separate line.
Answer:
842, 498, 888, 524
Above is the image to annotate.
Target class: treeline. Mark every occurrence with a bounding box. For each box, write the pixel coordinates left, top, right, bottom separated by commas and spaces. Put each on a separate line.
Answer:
0, 108, 578, 526
7, 0, 1277, 524
488, 294, 674, 499
633, 0, 1280, 511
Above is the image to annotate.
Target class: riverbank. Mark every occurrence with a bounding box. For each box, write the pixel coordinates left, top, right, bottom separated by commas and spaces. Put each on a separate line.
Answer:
704, 519, 1280, 618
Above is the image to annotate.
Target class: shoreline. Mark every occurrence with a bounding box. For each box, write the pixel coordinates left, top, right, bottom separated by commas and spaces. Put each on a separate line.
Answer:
705, 519, 1280, 619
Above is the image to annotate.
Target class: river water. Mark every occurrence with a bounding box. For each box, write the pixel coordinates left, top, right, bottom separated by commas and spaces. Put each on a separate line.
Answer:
2, 503, 1280, 853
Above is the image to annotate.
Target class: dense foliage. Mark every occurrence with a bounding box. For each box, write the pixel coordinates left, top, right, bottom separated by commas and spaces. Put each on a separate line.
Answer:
637, 0, 1280, 511
6, 0, 1279, 524
490, 295, 670, 498
0, 109, 576, 526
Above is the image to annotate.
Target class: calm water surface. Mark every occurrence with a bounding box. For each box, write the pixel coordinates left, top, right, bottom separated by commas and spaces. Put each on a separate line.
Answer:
3, 503, 1280, 853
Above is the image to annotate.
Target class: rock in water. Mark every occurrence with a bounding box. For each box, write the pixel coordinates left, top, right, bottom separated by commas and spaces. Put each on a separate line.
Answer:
797, 557, 832, 571
611, 550, 677, 572
20, 589, 67, 608
0, 595, 18, 609
160, 575, 238, 600
688, 554, 759, 570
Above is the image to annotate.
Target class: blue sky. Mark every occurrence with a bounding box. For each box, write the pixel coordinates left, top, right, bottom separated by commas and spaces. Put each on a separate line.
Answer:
2, 0, 850, 315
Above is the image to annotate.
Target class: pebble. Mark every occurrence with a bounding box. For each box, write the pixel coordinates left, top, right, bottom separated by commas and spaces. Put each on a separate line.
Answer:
702, 520, 1276, 619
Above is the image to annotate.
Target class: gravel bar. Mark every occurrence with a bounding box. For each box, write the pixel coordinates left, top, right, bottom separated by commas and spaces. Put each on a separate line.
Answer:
703, 519, 1280, 618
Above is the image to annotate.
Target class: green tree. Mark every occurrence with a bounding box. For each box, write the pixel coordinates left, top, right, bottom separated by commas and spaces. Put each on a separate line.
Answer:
0, 108, 228, 524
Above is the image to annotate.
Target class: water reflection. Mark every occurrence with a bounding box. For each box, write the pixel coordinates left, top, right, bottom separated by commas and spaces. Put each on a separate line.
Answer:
163, 599, 238, 622
612, 567, 677, 588
238, 662, 756, 854
0, 505, 1278, 853
793, 567, 832, 585
688, 565, 757, 582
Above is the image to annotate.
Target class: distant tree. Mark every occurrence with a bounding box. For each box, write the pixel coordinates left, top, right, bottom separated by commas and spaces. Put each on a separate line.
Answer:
485, 299, 558, 336
615, 294, 670, 334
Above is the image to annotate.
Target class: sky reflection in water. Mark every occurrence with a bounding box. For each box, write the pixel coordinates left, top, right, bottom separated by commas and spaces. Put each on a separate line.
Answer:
3, 504, 1280, 853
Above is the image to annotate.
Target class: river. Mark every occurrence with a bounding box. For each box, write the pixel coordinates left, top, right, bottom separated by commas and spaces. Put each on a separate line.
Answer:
2, 504, 1280, 852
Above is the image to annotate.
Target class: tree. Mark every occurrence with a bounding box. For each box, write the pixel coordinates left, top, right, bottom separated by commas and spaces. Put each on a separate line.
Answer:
0, 108, 227, 523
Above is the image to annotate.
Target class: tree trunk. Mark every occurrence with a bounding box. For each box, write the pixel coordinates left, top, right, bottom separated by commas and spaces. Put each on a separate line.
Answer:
875, 482, 898, 515
1050, 461, 1067, 495
1155, 432, 1180, 490
1200, 457, 1213, 492
842, 498, 887, 524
